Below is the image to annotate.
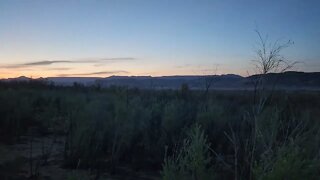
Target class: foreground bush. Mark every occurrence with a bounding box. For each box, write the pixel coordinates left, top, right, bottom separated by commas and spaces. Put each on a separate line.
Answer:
0, 82, 319, 179
162, 125, 215, 180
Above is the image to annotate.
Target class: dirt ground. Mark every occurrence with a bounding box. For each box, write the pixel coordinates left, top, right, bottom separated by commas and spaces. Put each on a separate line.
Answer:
0, 134, 160, 180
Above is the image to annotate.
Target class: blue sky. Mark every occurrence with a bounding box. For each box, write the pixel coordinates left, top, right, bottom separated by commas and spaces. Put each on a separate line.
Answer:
0, 0, 319, 77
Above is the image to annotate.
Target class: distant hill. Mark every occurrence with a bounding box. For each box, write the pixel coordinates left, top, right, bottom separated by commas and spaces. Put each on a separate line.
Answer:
47, 77, 100, 86
245, 71, 320, 89
1, 71, 320, 90
94, 74, 244, 89
91, 72, 320, 90
2, 76, 32, 82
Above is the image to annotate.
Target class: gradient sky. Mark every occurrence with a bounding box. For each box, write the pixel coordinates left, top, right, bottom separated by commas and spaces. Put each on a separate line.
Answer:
0, 0, 319, 78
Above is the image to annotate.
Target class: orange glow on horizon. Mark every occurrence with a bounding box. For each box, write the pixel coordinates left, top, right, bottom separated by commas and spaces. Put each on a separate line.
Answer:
0, 68, 248, 79
0, 61, 249, 79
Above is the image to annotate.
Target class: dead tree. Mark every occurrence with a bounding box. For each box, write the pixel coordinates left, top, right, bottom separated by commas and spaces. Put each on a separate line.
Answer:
248, 30, 296, 180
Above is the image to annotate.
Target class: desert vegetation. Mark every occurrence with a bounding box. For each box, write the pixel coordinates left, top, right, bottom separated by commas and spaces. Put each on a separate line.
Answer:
0, 79, 319, 179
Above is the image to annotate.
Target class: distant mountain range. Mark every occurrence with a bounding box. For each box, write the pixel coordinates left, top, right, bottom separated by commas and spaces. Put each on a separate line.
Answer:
2, 71, 320, 90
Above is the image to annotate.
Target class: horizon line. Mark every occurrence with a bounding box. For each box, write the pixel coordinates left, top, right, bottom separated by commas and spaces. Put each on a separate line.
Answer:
1, 70, 319, 80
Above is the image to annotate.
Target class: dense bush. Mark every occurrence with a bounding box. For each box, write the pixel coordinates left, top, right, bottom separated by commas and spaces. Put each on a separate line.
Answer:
0, 82, 319, 179
162, 124, 215, 180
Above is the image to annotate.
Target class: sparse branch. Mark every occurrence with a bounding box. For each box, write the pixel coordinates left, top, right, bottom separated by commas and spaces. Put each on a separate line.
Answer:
253, 30, 295, 74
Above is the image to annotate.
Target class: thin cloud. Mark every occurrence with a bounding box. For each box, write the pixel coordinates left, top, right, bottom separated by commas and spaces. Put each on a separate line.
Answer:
99, 57, 135, 61
25, 60, 70, 66
3, 60, 70, 68
175, 64, 192, 68
46, 67, 72, 71
1, 57, 136, 69
58, 70, 129, 77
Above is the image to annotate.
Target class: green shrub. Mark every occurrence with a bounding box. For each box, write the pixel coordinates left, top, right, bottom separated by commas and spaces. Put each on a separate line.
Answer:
161, 124, 215, 180
254, 146, 319, 180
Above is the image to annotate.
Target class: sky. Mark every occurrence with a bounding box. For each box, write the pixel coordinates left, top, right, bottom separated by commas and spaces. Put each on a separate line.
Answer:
0, 0, 319, 78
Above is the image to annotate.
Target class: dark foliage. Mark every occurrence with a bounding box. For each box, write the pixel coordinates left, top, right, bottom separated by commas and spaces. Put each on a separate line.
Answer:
0, 81, 319, 179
